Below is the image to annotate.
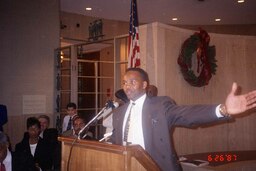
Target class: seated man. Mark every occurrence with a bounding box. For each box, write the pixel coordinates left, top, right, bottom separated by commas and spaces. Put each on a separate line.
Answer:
38, 115, 51, 139
38, 115, 60, 171
62, 115, 93, 139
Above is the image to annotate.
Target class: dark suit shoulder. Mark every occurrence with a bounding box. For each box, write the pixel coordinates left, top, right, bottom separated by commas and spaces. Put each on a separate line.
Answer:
12, 149, 38, 171
15, 138, 29, 152
44, 128, 58, 142
146, 96, 176, 105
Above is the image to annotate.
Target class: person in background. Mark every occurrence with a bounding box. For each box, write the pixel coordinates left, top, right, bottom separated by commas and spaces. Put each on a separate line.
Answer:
38, 115, 50, 139
38, 115, 60, 171
111, 67, 256, 171
15, 117, 53, 171
62, 115, 93, 139
62, 103, 78, 133
146, 85, 158, 97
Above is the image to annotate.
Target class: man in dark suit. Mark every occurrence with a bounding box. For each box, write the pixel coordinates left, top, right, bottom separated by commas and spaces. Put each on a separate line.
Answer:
111, 68, 256, 171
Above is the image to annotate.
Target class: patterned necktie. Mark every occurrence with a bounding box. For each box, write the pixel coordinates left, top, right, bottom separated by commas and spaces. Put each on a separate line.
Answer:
66, 116, 72, 131
0, 162, 6, 171
123, 103, 135, 144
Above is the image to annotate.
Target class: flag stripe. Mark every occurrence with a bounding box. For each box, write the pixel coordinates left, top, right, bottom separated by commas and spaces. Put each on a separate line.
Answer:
128, 0, 140, 68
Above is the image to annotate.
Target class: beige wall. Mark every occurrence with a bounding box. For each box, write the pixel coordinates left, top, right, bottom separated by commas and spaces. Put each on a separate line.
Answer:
139, 22, 256, 155
0, 0, 60, 147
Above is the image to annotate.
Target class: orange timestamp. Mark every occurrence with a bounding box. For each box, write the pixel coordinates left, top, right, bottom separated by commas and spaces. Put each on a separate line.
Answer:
207, 154, 238, 162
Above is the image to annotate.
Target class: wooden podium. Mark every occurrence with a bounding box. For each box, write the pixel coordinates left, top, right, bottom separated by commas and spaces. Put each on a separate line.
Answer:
58, 137, 161, 171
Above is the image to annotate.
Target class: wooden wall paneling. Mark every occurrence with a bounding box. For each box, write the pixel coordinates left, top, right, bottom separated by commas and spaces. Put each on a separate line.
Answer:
139, 22, 256, 155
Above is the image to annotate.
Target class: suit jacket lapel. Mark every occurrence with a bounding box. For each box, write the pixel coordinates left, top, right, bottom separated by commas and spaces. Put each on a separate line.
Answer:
142, 97, 159, 151
115, 103, 129, 144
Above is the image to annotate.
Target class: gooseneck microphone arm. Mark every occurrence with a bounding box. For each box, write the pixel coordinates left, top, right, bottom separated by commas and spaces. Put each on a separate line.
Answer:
78, 106, 106, 139
78, 101, 119, 140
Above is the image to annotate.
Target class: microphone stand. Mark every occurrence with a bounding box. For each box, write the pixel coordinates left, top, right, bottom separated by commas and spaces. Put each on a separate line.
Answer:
78, 105, 107, 140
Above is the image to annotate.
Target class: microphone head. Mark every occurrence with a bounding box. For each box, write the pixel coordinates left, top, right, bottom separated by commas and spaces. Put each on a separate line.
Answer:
106, 100, 119, 109
113, 102, 119, 108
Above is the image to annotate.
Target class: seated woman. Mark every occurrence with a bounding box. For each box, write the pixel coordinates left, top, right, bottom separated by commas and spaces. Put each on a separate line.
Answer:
15, 117, 54, 171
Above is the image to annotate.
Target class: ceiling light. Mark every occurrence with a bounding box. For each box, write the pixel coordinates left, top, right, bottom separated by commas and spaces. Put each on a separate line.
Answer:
237, 0, 245, 3
215, 18, 221, 22
85, 7, 92, 11
172, 18, 178, 21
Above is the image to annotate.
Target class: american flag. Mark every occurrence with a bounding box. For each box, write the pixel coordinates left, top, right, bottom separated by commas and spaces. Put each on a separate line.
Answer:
128, 0, 140, 68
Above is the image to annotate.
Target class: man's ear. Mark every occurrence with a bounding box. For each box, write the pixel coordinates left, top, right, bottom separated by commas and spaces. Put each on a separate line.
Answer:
143, 81, 148, 89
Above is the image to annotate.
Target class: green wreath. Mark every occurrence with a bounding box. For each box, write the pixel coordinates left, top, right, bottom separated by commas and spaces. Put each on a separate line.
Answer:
177, 29, 217, 87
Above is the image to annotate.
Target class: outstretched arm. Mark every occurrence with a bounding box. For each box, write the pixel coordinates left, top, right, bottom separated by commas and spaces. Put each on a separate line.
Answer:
224, 82, 256, 115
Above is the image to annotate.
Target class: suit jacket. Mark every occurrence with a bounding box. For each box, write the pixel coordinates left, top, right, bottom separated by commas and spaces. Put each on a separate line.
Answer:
15, 137, 53, 171
111, 96, 228, 171
12, 151, 38, 171
43, 128, 61, 170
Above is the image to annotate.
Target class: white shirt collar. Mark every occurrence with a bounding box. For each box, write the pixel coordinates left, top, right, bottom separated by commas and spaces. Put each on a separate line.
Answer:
130, 93, 147, 105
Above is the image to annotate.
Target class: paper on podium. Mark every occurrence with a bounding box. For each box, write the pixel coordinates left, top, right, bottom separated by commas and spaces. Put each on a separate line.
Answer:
179, 156, 209, 167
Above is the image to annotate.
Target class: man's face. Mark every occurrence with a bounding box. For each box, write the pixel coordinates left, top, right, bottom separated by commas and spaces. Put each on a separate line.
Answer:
67, 107, 77, 117
0, 143, 8, 162
38, 118, 49, 131
73, 118, 85, 135
123, 71, 147, 101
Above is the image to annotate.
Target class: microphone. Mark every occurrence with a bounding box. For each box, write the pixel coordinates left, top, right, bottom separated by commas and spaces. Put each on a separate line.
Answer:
78, 100, 119, 139
97, 101, 119, 120
99, 132, 113, 142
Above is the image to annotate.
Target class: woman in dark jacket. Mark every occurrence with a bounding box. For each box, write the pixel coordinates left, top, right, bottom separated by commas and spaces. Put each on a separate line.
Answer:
15, 117, 53, 171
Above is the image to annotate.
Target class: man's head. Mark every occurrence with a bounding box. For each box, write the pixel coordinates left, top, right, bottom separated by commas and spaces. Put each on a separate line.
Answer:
27, 117, 41, 139
38, 115, 50, 132
123, 68, 149, 101
0, 132, 9, 162
72, 116, 85, 136
66, 102, 77, 117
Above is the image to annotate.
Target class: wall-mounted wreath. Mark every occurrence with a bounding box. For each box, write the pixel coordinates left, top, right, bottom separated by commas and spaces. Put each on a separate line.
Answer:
177, 29, 217, 87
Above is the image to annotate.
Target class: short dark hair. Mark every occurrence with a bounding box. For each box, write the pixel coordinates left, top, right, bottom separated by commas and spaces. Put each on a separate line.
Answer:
66, 102, 77, 109
125, 68, 150, 85
26, 117, 40, 129
72, 115, 85, 125
38, 115, 50, 124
